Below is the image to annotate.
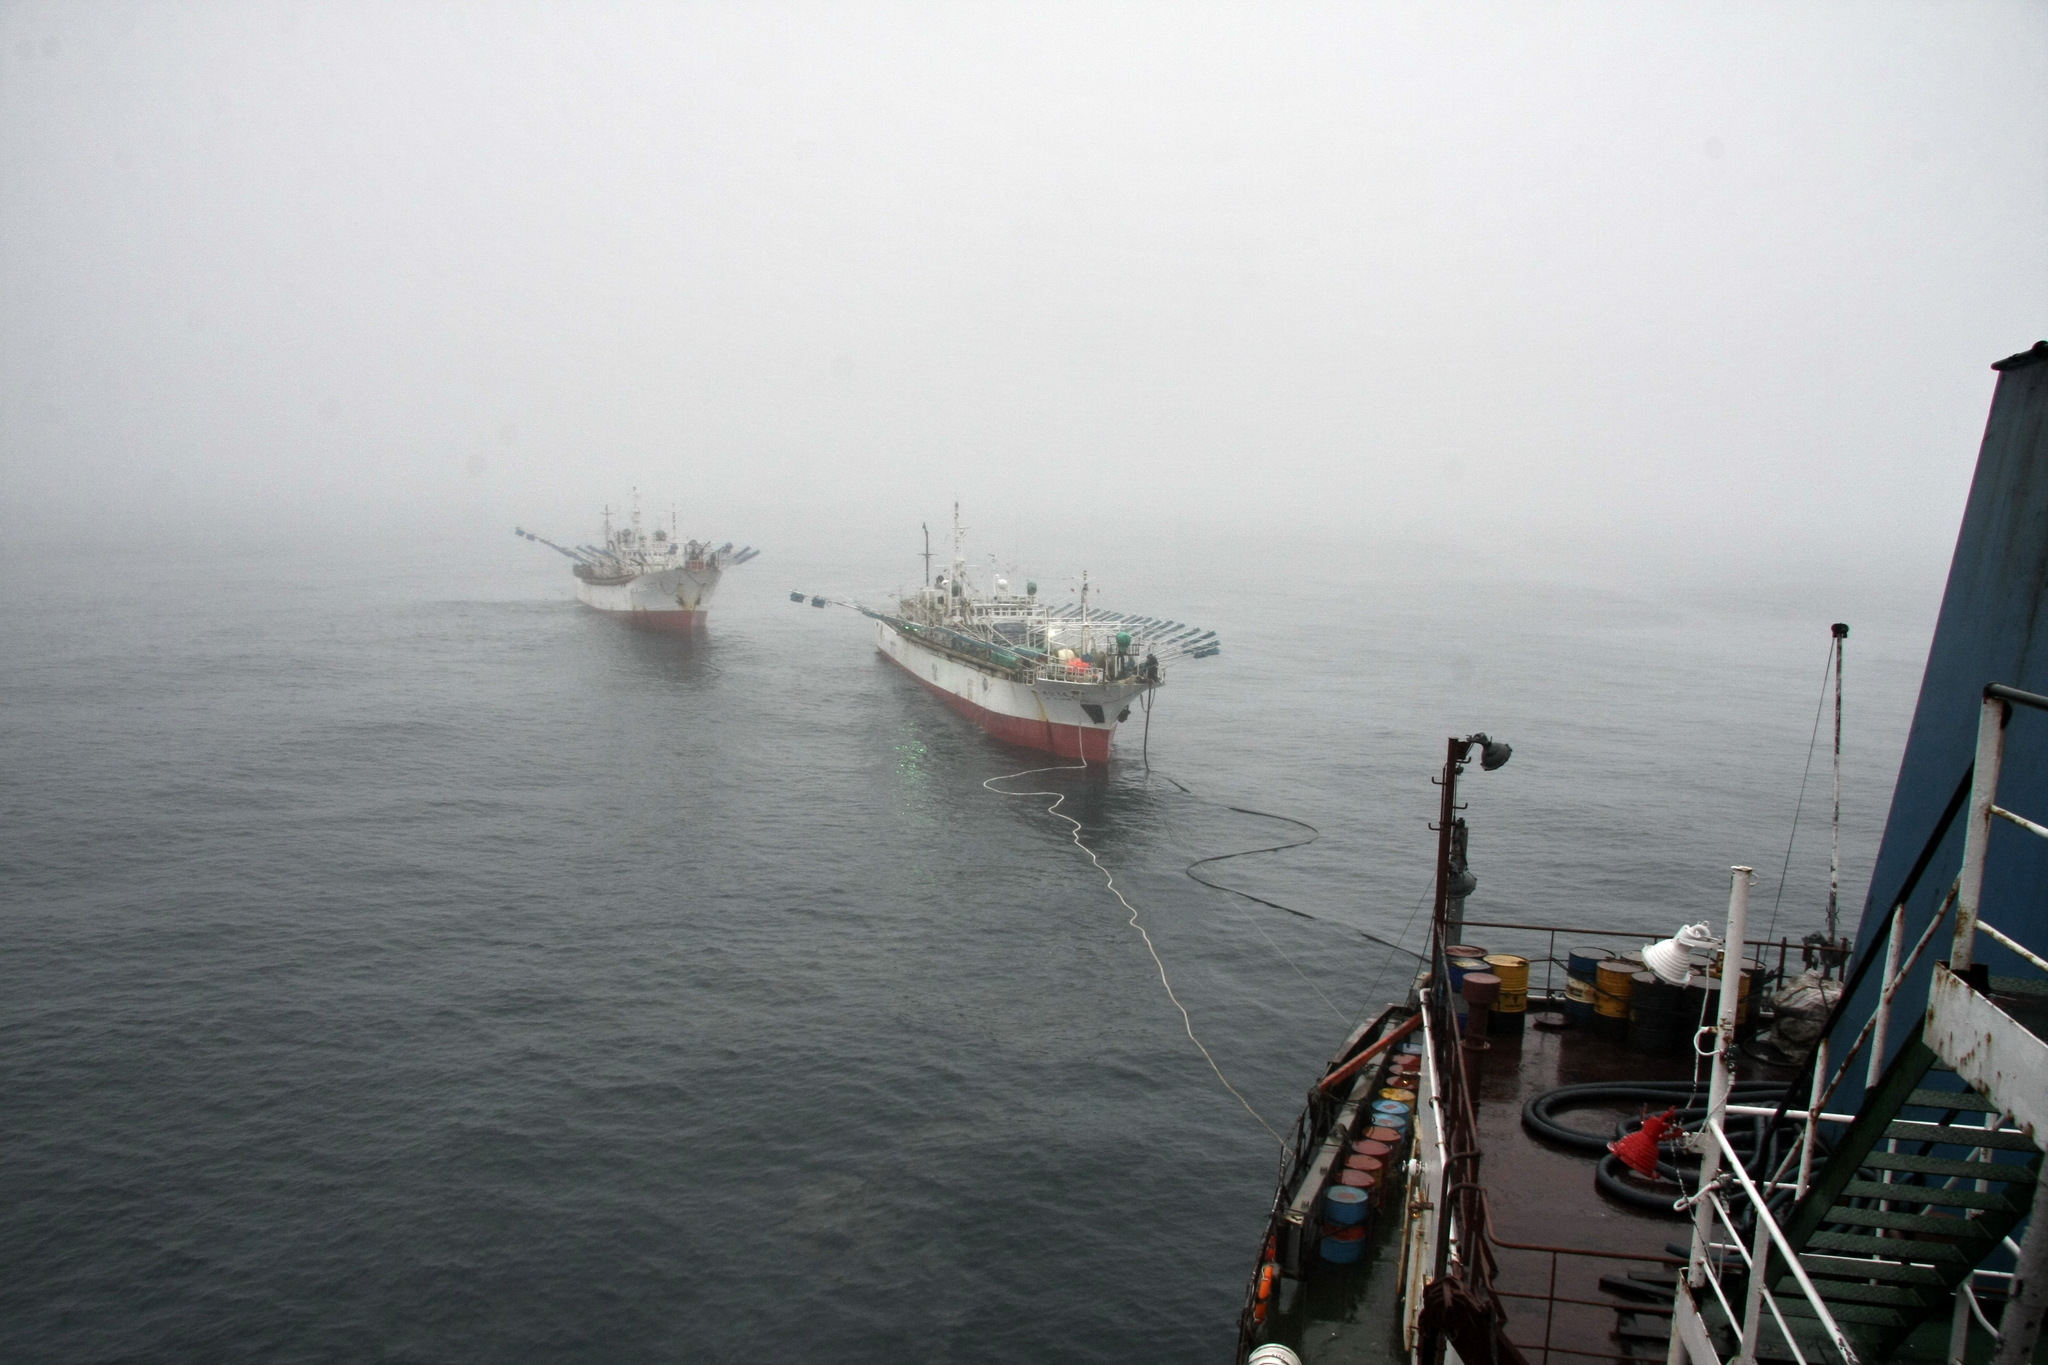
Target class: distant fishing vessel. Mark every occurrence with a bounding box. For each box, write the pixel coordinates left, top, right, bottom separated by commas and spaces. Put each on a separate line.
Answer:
516, 500, 757, 632
794, 506, 1220, 760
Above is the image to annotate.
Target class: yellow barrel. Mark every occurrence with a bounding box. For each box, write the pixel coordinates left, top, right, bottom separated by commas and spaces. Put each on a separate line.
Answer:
1484, 955, 1529, 1013
1708, 959, 1754, 1007
1379, 1087, 1417, 1105
1595, 960, 1635, 1018
1483, 954, 1529, 989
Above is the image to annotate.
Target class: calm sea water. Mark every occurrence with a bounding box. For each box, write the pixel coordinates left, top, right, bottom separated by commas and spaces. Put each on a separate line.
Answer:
1, 533, 1937, 1361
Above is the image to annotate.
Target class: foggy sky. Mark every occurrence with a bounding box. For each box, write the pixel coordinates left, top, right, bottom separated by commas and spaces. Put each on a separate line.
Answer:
2, 1, 2043, 577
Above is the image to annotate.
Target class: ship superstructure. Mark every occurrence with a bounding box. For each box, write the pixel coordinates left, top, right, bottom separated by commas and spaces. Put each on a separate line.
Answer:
1235, 342, 2048, 1365
797, 507, 1220, 760
517, 500, 757, 633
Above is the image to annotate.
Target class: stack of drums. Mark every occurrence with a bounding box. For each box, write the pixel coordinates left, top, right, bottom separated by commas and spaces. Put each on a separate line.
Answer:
1565, 947, 1610, 1025
1447, 950, 1489, 1014
1484, 954, 1529, 1036
1739, 965, 1764, 1040
1627, 971, 1687, 1054
1321, 1213, 1369, 1263
1685, 962, 1759, 1039
1323, 1185, 1372, 1263
1334, 1142, 1384, 1217
1594, 958, 1635, 1041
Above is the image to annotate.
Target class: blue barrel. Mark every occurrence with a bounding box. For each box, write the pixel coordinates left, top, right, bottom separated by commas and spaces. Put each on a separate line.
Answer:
1320, 1223, 1367, 1264
1567, 946, 1613, 978
1370, 1102, 1410, 1132
1448, 957, 1487, 993
1565, 946, 1611, 1024
1325, 1185, 1370, 1226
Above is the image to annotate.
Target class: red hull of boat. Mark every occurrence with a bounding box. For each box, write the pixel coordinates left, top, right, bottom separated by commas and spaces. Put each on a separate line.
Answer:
879, 649, 1113, 761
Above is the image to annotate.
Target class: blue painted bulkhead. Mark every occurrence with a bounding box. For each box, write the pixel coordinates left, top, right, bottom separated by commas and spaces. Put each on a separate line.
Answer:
1828, 340, 2048, 1091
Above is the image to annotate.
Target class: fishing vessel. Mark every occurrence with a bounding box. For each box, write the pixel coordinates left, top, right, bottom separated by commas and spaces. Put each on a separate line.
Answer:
516, 501, 757, 632
1238, 341, 2048, 1365
793, 507, 1220, 760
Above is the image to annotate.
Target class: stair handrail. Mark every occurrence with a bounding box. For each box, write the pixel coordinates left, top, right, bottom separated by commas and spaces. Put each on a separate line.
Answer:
1753, 765, 1975, 1174
1954, 683, 2048, 973
1706, 1118, 1863, 1365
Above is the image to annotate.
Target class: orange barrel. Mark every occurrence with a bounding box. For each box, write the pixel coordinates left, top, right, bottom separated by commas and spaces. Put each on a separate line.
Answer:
1595, 959, 1635, 1041
1335, 1169, 1378, 1204
1363, 1126, 1404, 1145
1343, 1154, 1385, 1186
1351, 1139, 1394, 1160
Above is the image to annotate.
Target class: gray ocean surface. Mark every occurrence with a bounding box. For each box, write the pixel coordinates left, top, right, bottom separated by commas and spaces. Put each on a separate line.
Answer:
1, 534, 1938, 1362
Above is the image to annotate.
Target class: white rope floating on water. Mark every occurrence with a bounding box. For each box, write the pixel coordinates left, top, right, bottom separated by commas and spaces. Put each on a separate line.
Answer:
983, 752, 1285, 1148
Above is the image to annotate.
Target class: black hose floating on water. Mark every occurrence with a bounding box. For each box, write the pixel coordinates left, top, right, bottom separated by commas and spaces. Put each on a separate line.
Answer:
1153, 770, 1425, 960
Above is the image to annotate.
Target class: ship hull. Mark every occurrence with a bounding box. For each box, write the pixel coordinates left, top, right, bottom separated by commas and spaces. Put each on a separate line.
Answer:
575, 565, 721, 631
876, 622, 1150, 761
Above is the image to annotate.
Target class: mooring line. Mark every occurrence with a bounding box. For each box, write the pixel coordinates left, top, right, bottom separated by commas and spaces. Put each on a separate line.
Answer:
984, 752, 1285, 1148
1141, 786, 1349, 1024
1152, 770, 1426, 963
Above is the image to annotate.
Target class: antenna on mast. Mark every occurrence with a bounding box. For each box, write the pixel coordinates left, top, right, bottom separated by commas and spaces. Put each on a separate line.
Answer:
1827, 622, 1849, 943
921, 522, 932, 588
950, 501, 967, 620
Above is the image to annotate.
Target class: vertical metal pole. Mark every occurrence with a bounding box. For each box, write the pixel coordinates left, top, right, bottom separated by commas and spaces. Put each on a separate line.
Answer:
1798, 1038, 1826, 1199
1992, 1207, 2048, 1365
1867, 906, 1905, 1086
1738, 1210, 1771, 1365
1949, 1282, 1972, 1365
1828, 624, 1847, 943
1690, 866, 1752, 1288
1541, 1250, 1558, 1365
1954, 693, 2008, 972
1434, 739, 1464, 932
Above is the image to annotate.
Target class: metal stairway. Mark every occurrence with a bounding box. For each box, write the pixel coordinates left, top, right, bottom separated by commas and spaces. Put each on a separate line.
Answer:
1761, 1027, 2042, 1361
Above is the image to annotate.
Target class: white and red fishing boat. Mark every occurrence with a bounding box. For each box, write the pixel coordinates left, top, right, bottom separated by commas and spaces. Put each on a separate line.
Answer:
796, 507, 1220, 760
516, 501, 757, 633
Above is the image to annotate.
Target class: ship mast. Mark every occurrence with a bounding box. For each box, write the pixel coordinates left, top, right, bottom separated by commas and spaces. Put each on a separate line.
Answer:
951, 501, 967, 622
1079, 570, 1090, 656
1827, 622, 1848, 944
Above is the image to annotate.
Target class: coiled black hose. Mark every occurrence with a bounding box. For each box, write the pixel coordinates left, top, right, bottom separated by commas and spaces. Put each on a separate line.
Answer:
1522, 1080, 1809, 1217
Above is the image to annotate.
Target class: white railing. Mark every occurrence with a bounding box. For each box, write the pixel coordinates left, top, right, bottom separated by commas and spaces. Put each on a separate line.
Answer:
1673, 869, 1861, 1365
1691, 1119, 1861, 1365
1936, 683, 2048, 1365
1952, 683, 2048, 981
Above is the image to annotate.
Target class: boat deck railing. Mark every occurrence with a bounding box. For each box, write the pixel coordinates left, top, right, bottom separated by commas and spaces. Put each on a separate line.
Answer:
1675, 1118, 1860, 1365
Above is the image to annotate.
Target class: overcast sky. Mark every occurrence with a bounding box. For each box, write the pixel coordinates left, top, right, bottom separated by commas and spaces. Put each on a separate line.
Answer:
2, 1, 2043, 576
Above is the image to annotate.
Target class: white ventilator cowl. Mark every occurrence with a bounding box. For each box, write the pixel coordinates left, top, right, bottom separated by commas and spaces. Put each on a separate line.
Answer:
1643, 921, 1722, 985
1248, 1347, 1305, 1365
